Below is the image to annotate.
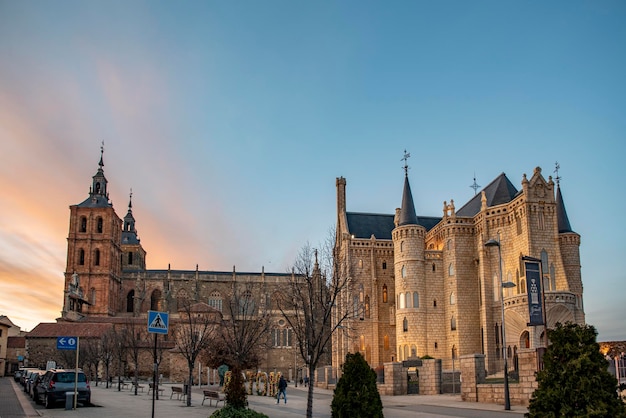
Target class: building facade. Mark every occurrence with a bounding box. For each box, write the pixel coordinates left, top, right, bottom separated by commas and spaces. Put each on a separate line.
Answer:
333, 164, 585, 375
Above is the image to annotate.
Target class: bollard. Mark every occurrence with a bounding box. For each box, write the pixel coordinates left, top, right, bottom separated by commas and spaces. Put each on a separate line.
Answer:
65, 392, 75, 410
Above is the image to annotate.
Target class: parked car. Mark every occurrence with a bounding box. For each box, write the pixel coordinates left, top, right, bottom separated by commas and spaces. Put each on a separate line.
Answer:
22, 370, 38, 390
28, 370, 46, 399
36, 369, 91, 408
14, 369, 23, 382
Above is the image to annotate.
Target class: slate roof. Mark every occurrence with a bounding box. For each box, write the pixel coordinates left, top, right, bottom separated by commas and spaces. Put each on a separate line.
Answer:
556, 184, 574, 233
346, 212, 441, 240
456, 173, 520, 217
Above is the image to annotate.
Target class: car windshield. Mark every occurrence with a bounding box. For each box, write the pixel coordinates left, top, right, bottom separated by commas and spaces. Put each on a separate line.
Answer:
54, 372, 86, 383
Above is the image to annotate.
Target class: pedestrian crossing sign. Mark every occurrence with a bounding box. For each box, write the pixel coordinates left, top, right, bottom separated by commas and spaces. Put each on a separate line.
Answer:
148, 310, 169, 334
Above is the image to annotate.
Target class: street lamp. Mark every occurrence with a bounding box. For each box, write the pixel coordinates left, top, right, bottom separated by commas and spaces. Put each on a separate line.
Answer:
485, 237, 516, 411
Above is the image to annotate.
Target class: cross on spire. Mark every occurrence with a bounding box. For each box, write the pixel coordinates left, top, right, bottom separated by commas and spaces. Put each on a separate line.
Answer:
401, 150, 411, 176
470, 173, 481, 195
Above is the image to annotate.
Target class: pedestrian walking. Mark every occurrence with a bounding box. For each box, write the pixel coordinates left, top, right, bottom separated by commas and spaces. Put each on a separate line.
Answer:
276, 375, 287, 404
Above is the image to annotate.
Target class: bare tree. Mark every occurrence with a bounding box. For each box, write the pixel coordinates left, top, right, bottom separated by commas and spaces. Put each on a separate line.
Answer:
277, 232, 357, 418
81, 338, 101, 385
174, 300, 220, 406
121, 319, 148, 395
111, 326, 129, 391
215, 279, 273, 409
100, 329, 116, 388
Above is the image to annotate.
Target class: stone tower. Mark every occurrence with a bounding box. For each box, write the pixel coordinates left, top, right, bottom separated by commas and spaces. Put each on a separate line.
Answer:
63, 147, 122, 319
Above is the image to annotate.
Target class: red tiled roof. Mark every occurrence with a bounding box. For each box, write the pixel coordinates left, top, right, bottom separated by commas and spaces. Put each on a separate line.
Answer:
27, 322, 113, 338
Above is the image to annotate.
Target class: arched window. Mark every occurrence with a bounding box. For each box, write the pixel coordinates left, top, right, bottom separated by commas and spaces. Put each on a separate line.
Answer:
80, 216, 87, 232
412, 292, 419, 308
364, 295, 370, 318
452, 345, 457, 360
400, 241, 404, 252
382, 284, 388, 303
94, 249, 100, 266
208, 291, 222, 311
360, 335, 365, 351
405, 292, 411, 308
447, 239, 452, 250
451, 315, 457, 331
403, 317, 408, 332
239, 290, 255, 316
96, 217, 103, 233
448, 263, 455, 276
404, 345, 409, 360
79, 249, 85, 265
126, 290, 135, 313
150, 289, 162, 311
399, 293, 405, 309
401, 265, 407, 278
450, 292, 456, 305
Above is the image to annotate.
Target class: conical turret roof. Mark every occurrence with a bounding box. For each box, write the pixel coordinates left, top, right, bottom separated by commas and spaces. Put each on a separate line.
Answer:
556, 183, 574, 233
399, 174, 418, 226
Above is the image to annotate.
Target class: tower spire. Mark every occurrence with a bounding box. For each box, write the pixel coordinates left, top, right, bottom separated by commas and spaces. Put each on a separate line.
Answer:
398, 150, 418, 226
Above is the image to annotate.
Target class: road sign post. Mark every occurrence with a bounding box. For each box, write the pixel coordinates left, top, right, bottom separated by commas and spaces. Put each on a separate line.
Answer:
147, 311, 169, 418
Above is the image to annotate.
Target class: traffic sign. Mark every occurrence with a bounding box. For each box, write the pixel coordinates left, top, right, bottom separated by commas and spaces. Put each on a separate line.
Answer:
147, 310, 169, 334
57, 336, 78, 350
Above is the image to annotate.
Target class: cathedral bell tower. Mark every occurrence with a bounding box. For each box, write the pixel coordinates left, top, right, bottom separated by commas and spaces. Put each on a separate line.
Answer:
62, 145, 122, 319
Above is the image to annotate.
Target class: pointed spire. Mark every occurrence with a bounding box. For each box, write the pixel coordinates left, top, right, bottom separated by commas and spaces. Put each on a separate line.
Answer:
122, 189, 139, 243
554, 163, 573, 233
398, 151, 418, 226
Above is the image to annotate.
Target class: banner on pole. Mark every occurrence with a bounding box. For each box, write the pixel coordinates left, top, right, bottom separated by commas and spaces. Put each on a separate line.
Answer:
525, 260, 544, 326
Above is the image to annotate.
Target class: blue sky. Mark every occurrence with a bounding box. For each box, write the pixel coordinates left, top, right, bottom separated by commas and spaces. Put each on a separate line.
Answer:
0, 1, 624, 341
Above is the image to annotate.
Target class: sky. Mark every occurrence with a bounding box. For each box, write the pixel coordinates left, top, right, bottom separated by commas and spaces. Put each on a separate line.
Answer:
0, 1, 624, 341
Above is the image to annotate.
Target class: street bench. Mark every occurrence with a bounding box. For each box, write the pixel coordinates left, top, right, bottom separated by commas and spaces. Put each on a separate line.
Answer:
131, 382, 145, 392
202, 390, 225, 407
148, 383, 164, 396
170, 386, 186, 401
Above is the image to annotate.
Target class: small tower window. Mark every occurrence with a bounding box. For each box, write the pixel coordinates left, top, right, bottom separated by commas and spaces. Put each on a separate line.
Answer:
126, 290, 135, 313
382, 261, 387, 270
403, 317, 408, 332
79, 249, 85, 265
451, 315, 457, 331
401, 265, 407, 278
364, 295, 370, 318
413, 292, 419, 308
448, 263, 455, 276
94, 249, 100, 266
80, 217, 87, 232
128, 252, 133, 265
96, 217, 103, 233
450, 292, 456, 305
382, 284, 388, 303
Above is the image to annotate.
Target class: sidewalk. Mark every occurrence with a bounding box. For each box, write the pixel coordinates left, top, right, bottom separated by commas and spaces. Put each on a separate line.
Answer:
24, 379, 527, 418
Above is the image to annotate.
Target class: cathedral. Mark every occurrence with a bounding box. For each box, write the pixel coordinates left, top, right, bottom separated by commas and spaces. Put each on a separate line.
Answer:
59, 148, 301, 376
332, 160, 584, 375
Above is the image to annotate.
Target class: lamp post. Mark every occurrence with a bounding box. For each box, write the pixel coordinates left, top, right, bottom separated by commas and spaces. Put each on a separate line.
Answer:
485, 237, 513, 410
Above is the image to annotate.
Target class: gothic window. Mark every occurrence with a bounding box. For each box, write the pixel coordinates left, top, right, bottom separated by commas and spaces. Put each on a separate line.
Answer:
150, 289, 162, 311
239, 290, 255, 316
400, 241, 404, 252
403, 317, 408, 332
272, 327, 293, 348
451, 315, 457, 331
94, 249, 100, 266
79, 249, 85, 265
413, 292, 419, 308
358, 259, 363, 268
450, 292, 456, 305
126, 290, 134, 313
405, 292, 411, 308
399, 293, 405, 309
448, 263, 455, 276
364, 295, 370, 318
447, 239, 452, 251
452, 345, 457, 359
128, 252, 133, 265
382, 284, 388, 303
360, 335, 365, 351
208, 291, 222, 311
80, 216, 87, 232
401, 265, 407, 278
96, 217, 103, 233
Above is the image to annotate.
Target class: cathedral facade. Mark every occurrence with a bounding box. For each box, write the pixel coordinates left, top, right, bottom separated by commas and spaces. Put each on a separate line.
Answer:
60, 150, 301, 376
333, 164, 585, 374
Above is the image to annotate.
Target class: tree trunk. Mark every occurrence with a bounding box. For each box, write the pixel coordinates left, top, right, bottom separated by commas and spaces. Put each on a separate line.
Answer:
187, 364, 193, 406
306, 367, 316, 418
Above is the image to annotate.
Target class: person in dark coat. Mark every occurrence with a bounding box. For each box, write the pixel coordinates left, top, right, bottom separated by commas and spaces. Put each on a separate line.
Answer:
276, 375, 287, 404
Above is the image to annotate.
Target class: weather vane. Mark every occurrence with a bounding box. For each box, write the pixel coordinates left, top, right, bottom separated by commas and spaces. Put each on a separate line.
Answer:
554, 162, 561, 186
401, 150, 411, 176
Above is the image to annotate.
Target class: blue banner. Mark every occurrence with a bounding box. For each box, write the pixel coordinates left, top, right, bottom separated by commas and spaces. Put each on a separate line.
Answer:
525, 261, 544, 326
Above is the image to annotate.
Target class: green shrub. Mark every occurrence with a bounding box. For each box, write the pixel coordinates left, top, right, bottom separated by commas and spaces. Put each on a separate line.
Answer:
209, 405, 269, 418
331, 352, 384, 418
